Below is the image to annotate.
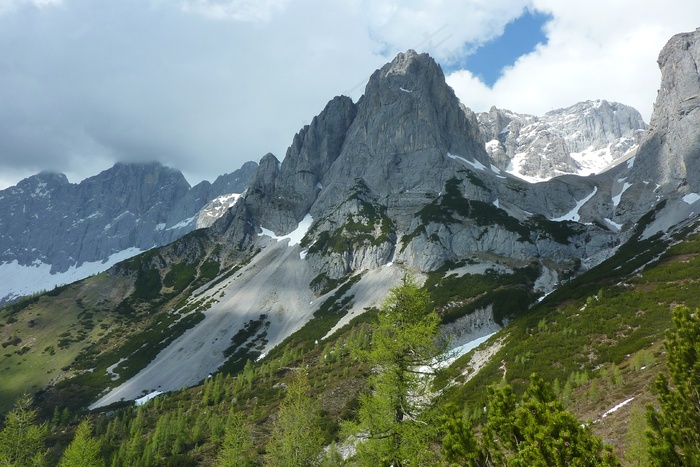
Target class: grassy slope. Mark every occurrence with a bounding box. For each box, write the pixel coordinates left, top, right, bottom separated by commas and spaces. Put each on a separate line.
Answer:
3, 193, 699, 464
0, 274, 133, 414
80, 222, 690, 464
437, 225, 700, 463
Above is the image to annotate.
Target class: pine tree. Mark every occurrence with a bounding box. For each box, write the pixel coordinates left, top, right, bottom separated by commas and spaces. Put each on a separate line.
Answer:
443, 374, 621, 466
215, 409, 255, 467
348, 275, 441, 466
646, 306, 700, 466
58, 418, 105, 467
265, 369, 324, 467
0, 393, 47, 467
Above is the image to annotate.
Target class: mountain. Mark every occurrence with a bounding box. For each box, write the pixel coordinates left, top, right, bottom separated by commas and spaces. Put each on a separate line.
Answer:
2, 27, 700, 466
56, 49, 630, 409
478, 100, 648, 181
0, 161, 257, 304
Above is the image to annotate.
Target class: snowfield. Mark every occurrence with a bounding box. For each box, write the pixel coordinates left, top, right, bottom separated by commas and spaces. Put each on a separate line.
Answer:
0, 247, 143, 303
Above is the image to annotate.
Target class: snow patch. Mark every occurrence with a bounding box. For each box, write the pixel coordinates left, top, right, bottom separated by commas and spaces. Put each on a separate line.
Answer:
682, 193, 700, 205
260, 214, 313, 247
493, 199, 500, 208
447, 152, 487, 171
399, 87, 412, 93
0, 247, 143, 303
196, 193, 241, 229
551, 187, 598, 222
612, 182, 632, 208
168, 215, 197, 230
604, 218, 623, 231
441, 332, 498, 369
601, 397, 634, 418
135, 391, 163, 406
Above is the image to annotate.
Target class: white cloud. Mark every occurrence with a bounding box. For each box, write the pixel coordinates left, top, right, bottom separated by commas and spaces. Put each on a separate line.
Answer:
447, 0, 700, 121
0, 0, 60, 14
180, 0, 290, 23
0, 0, 698, 190
356, 0, 536, 63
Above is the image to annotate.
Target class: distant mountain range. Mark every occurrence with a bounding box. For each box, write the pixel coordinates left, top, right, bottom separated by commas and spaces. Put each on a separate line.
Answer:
0, 161, 257, 303
477, 100, 648, 181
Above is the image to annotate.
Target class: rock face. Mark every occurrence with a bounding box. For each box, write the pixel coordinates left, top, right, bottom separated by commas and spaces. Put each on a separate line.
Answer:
478, 101, 647, 181
0, 161, 256, 302
583, 27, 700, 230
630, 28, 700, 194
221, 50, 621, 285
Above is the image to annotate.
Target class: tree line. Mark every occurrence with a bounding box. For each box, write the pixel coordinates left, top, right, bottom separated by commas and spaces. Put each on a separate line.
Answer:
1, 277, 698, 466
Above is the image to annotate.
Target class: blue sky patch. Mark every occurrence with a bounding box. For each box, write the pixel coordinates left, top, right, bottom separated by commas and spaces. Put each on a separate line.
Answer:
452, 10, 552, 87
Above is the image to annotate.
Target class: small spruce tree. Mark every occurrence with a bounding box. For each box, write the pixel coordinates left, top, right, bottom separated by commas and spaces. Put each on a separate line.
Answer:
58, 418, 105, 467
0, 394, 47, 467
443, 374, 621, 466
646, 306, 700, 466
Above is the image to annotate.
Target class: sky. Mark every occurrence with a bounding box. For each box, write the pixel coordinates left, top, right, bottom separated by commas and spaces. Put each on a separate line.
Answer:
0, 0, 698, 190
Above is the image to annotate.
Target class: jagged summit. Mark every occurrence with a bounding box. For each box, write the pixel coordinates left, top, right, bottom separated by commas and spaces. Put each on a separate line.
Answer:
630, 27, 700, 193
0, 160, 257, 303
478, 100, 647, 182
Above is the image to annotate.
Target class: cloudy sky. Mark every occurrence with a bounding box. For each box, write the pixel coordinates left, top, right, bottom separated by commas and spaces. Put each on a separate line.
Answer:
0, 0, 698, 190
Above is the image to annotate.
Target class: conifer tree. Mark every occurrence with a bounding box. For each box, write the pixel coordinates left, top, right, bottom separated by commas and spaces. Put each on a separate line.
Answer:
265, 369, 323, 467
216, 408, 255, 467
0, 394, 47, 467
646, 306, 700, 466
348, 275, 441, 466
58, 418, 105, 467
443, 374, 621, 466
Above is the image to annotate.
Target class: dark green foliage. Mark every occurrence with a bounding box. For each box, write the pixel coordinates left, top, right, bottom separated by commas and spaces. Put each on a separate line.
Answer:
303, 179, 395, 257
309, 272, 348, 295
198, 260, 220, 282
412, 177, 531, 241
425, 262, 540, 325
163, 262, 198, 293
461, 169, 490, 191
443, 375, 621, 466
527, 214, 582, 244
646, 306, 700, 466
218, 315, 269, 376
133, 268, 162, 301
416, 177, 471, 226
0, 394, 47, 466
347, 275, 441, 466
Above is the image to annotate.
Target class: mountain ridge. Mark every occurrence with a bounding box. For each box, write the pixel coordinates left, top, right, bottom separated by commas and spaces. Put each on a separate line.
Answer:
0, 160, 257, 303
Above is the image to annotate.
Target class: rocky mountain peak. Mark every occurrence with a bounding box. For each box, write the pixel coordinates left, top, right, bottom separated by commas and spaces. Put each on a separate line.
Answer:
629, 27, 700, 194
0, 160, 257, 303
479, 101, 647, 181
309, 49, 487, 213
